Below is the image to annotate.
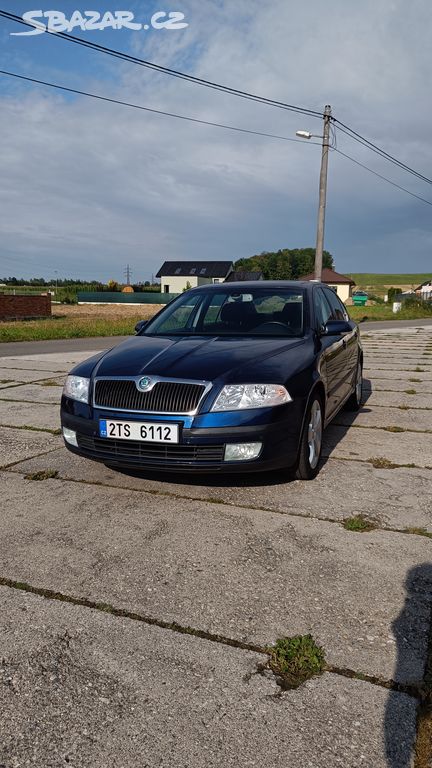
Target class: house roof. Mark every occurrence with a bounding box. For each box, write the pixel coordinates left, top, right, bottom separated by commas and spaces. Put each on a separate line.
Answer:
156, 261, 233, 279
225, 270, 264, 282
299, 267, 356, 286
415, 278, 432, 290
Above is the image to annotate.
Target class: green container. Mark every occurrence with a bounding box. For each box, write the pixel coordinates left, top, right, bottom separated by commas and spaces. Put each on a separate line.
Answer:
352, 295, 368, 306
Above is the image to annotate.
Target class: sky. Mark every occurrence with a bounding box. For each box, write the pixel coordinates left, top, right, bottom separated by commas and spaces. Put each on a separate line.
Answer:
0, 0, 431, 282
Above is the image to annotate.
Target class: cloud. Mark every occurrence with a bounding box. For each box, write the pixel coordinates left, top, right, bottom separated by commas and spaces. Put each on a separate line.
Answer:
0, 0, 431, 280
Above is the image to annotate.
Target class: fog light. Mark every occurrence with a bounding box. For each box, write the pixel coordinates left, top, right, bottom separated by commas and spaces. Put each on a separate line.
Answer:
62, 427, 78, 447
224, 442, 262, 462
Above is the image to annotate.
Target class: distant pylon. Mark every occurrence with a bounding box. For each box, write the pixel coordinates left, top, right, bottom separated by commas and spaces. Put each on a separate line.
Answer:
124, 264, 132, 284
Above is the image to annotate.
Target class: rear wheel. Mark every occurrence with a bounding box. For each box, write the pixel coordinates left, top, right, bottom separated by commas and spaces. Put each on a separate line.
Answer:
345, 359, 363, 411
295, 395, 323, 480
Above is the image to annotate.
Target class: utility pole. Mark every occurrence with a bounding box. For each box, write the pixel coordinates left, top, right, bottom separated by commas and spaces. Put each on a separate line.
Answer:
314, 105, 332, 281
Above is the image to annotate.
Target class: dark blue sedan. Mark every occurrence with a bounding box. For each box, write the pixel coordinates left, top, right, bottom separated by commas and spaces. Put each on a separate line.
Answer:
61, 281, 363, 480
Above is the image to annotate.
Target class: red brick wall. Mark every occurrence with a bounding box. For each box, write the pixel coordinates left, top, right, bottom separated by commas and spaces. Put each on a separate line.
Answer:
0, 294, 52, 320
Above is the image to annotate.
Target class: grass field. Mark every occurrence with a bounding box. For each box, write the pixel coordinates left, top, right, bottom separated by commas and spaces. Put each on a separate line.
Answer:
348, 273, 430, 298
0, 304, 160, 343
0, 300, 431, 343
349, 304, 432, 322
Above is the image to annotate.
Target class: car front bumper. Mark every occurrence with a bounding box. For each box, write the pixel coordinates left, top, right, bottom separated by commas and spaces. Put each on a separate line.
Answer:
60, 396, 305, 473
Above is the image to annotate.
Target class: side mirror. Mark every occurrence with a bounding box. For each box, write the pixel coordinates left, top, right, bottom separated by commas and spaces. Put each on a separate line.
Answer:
321, 320, 352, 336
135, 320, 148, 334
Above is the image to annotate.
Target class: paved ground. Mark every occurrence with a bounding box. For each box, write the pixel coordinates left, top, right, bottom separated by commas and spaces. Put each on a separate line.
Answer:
0, 326, 431, 767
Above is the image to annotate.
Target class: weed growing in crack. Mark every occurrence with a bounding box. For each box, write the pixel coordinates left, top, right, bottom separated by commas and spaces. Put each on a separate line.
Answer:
343, 515, 377, 533
404, 528, 432, 540
368, 457, 399, 469
266, 635, 326, 689
38, 380, 62, 387
24, 469, 59, 481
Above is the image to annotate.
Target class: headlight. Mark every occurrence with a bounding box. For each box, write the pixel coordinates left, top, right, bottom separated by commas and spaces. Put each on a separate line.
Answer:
63, 375, 90, 403
211, 384, 291, 412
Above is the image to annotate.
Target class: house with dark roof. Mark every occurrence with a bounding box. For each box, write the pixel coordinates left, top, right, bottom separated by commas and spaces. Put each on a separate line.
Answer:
156, 261, 233, 293
225, 270, 264, 282
299, 267, 356, 302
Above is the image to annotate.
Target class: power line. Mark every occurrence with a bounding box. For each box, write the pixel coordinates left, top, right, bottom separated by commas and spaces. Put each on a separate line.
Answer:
0, 69, 323, 145
334, 120, 432, 186
333, 148, 432, 207
2, 70, 431, 208
0, 9, 322, 119
4, 10, 431, 189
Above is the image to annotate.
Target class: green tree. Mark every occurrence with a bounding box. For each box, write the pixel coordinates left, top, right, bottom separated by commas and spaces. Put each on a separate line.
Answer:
235, 248, 334, 280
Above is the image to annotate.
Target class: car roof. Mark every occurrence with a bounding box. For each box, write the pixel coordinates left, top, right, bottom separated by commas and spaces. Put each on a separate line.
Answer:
188, 280, 316, 291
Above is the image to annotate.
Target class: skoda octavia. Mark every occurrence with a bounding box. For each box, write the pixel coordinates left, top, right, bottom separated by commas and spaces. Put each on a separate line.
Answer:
61, 281, 363, 480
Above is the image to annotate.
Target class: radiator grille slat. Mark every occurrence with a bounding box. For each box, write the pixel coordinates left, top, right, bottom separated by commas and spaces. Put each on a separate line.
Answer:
94, 379, 206, 413
77, 435, 224, 464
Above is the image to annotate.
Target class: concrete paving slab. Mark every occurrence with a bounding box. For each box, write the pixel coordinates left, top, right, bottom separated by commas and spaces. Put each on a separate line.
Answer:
0, 400, 60, 430
363, 360, 432, 378
0, 358, 69, 372
0, 586, 416, 768
367, 390, 432, 409
334, 405, 432, 431
0, 382, 63, 403
363, 355, 430, 360
323, 424, 432, 467
0, 350, 102, 365
0, 367, 66, 384
365, 378, 432, 394
0, 471, 430, 682
0, 427, 61, 467
364, 369, 432, 381
362, 339, 430, 344
364, 355, 429, 364
10, 446, 432, 532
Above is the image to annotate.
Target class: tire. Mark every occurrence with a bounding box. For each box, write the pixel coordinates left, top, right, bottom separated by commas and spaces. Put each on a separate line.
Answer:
295, 394, 323, 481
345, 359, 363, 411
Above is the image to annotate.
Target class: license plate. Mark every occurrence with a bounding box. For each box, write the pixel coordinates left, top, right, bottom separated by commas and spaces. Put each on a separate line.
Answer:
99, 419, 179, 443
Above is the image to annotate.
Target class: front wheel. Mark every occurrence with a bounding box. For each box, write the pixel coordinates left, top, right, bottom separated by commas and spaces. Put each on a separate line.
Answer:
295, 395, 323, 481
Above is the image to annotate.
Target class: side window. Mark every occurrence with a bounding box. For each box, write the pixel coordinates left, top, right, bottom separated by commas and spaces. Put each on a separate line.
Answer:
323, 288, 349, 321
314, 288, 332, 328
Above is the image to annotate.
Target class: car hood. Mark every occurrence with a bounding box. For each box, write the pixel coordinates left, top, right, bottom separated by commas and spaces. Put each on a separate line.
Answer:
91, 335, 307, 383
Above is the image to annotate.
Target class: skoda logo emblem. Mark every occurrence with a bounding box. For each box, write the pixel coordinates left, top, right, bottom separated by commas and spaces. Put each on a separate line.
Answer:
137, 376, 152, 391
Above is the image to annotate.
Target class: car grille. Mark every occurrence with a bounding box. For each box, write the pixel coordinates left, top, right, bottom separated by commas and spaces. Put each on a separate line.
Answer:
94, 379, 207, 413
77, 434, 225, 464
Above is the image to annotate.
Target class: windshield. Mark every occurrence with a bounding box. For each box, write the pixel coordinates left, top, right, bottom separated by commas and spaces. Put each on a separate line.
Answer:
143, 288, 305, 337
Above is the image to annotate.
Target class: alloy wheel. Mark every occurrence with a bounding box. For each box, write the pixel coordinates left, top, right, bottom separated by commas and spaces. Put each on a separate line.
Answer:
307, 399, 322, 469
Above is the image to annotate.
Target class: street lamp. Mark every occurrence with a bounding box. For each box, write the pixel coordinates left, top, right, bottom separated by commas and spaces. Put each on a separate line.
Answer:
296, 105, 332, 281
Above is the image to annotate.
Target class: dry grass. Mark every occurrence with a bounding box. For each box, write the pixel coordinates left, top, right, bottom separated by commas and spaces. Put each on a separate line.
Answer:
57, 304, 162, 319
0, 303, 163, 342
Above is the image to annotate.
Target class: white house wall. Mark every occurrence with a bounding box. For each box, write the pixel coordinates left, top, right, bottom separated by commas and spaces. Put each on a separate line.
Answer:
329, 283, 351, 302
160, 275, 200, 293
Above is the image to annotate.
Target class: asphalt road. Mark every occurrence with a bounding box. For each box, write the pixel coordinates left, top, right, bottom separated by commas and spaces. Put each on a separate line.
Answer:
1, 317, 432, 357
